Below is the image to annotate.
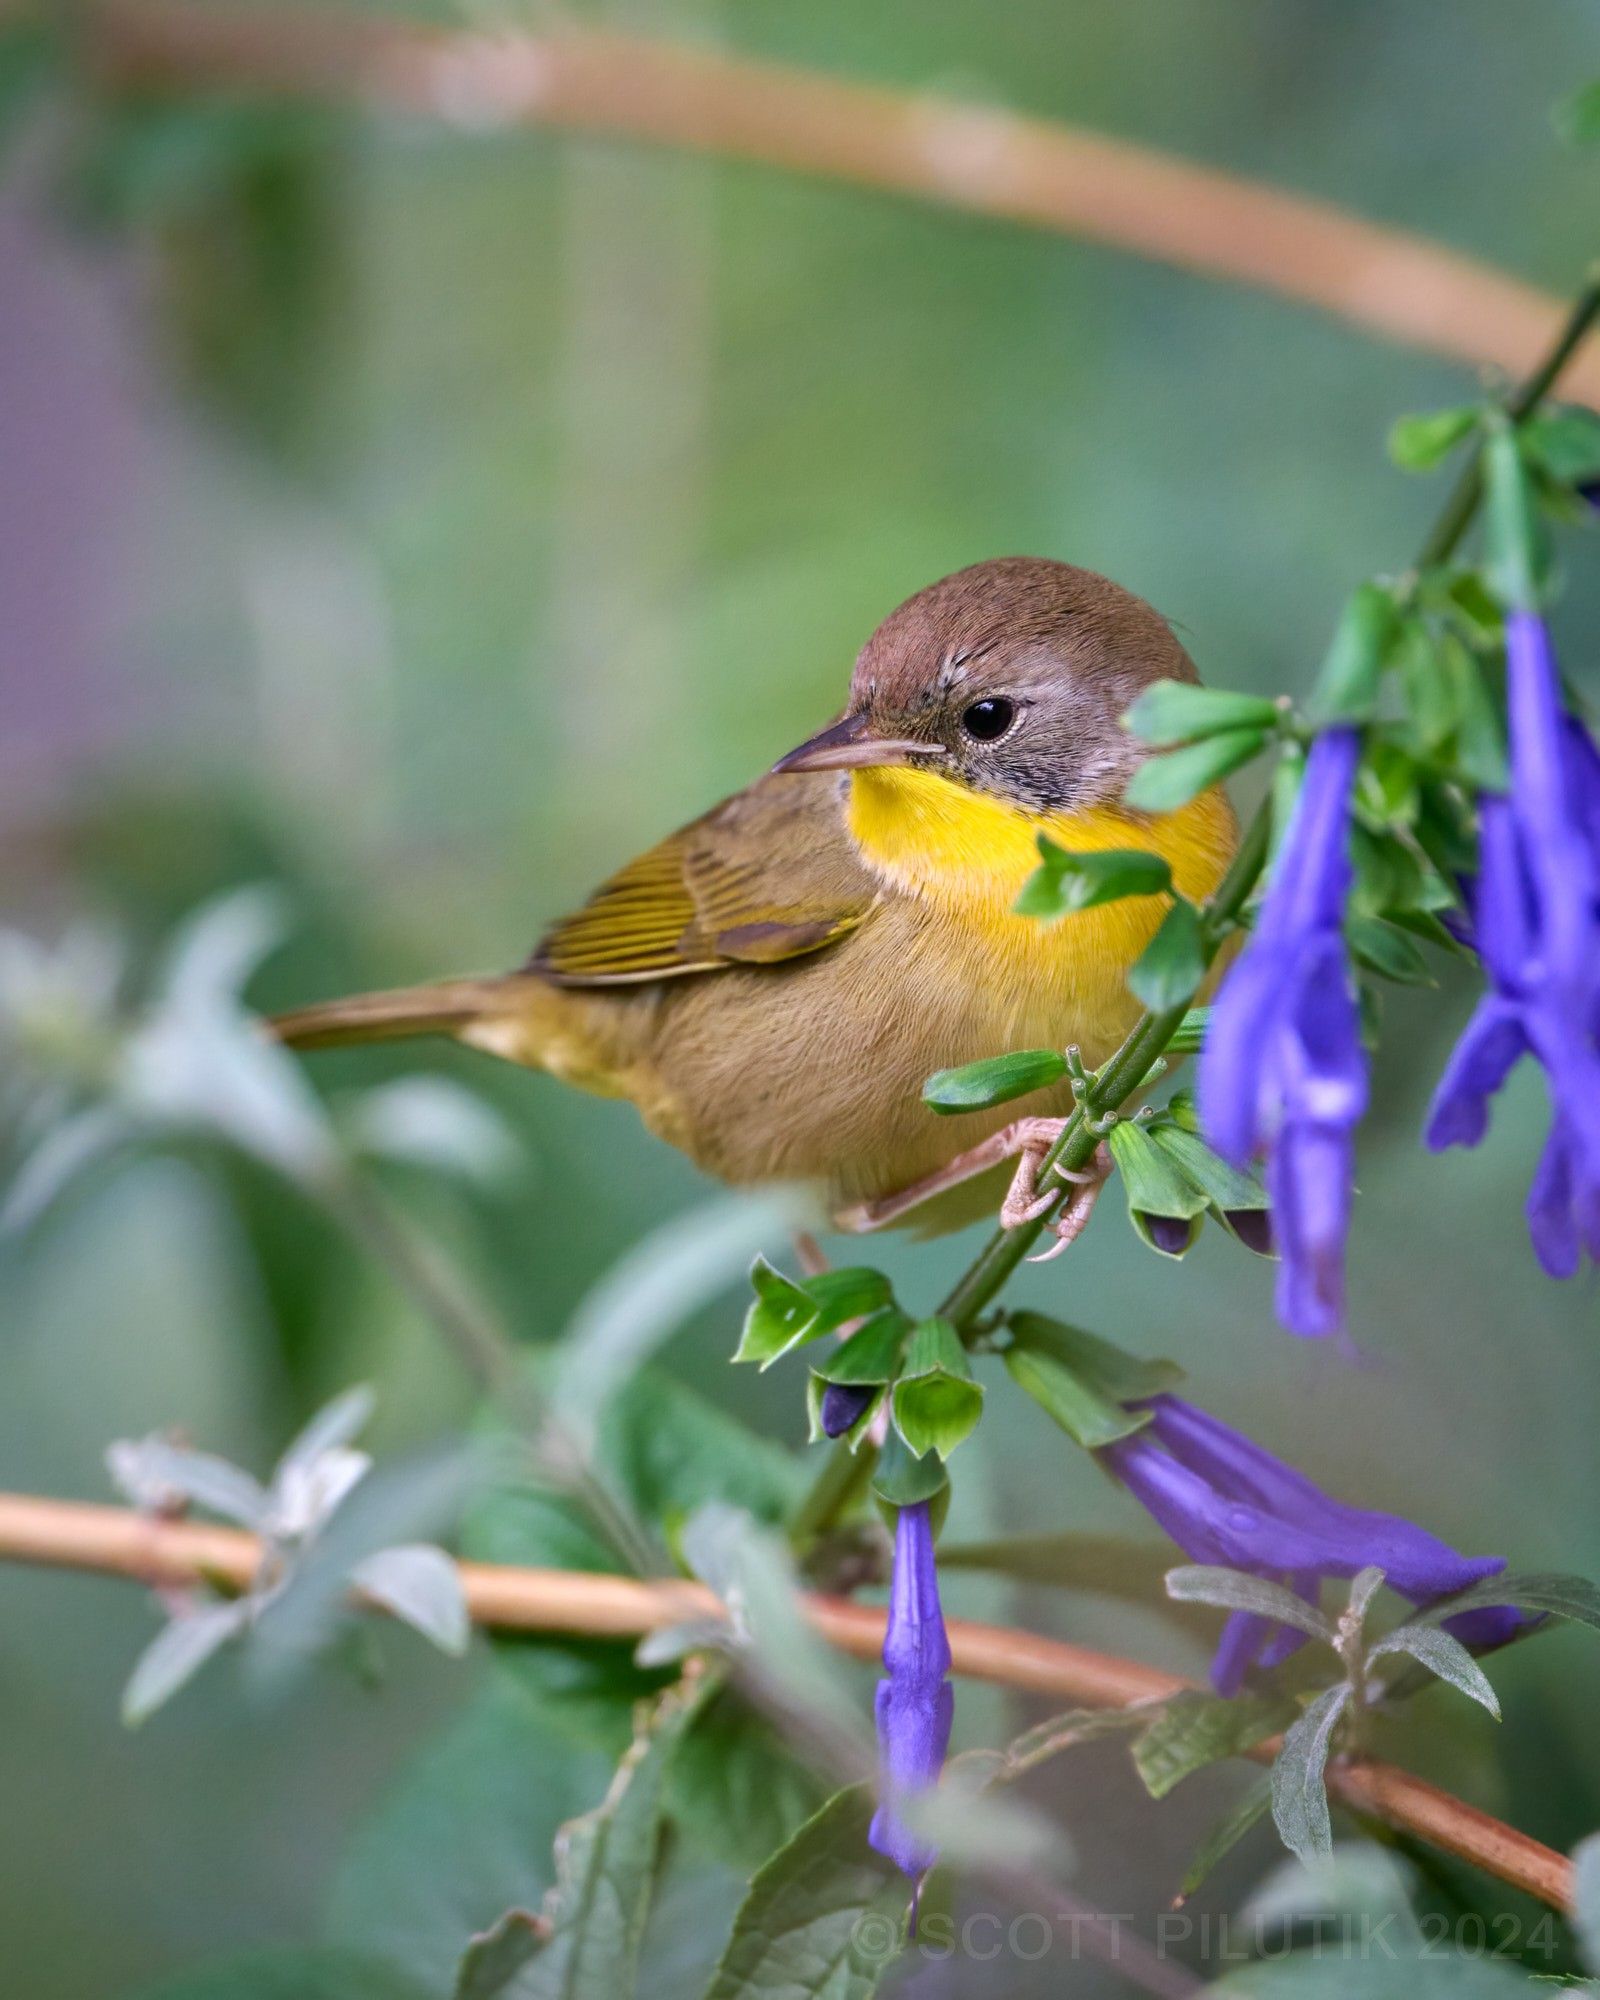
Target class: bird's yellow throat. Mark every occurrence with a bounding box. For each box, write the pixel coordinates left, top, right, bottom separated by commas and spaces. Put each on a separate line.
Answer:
846, 764, 1236, 914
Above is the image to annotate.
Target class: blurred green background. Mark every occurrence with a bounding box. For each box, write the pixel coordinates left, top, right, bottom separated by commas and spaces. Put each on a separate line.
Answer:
3, 2, 1599, 1994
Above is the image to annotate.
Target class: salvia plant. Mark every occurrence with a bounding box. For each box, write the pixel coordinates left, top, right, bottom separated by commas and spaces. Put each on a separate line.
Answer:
6, 50, 1600, 2000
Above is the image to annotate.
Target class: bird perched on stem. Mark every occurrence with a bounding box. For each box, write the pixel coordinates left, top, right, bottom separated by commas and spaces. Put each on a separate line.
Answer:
274, 558, 1237, 1245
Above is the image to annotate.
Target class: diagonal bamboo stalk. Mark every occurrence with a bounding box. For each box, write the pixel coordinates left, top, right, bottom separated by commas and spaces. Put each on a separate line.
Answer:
66, 1, 1600, 405
0, 1489, 1571, 1914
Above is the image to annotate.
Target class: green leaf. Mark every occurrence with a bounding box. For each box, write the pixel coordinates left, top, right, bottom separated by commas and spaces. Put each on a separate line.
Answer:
1128, 898, 1207, 1011
1521, 404, 1600, 486
1346, 916, 1433, 986
454, 1911, 548, 2000
128, 1951, 434, 2000
735, 1257, 889, 1367
891, 1318, 984, 1460
1176, 1772, 1273, 1902
922, 1048, 1068, 1114
1166, 1007, 1211, 1056
1164, 1565, 1335, 1642
1308, 584, 1398, 724
1411, 1568, 1600, 1632
870, 1426, 948, 1506
465, 1368, 799, 1742
326, 1681, 614, 1996
1387, 405, 1480, 472
1122, 680, 1279, 746
813, 1307, 910, 1386
1394, 624, 1462, 753
1132, 1689, 1295, 1800
1483, 424, 1545, 612
519, 1689, 693, 2000
701, 1786, 904, 2000
1123, 728, 1267, 812
1553, 77, 1600, 146
1004, 1311, 1183, 1401
1146, 1122, 1269, 1214
1446, 633, 1510, 790
668, 1682, 828, 1871
1367, 1625, 1500, 1718
1000, 1315, 1159, 1450
994, 1704, 1151, 1780
1349, 823, 1429, 920
1014, 836, 1172, 919
1269, 1683, 1351, 1863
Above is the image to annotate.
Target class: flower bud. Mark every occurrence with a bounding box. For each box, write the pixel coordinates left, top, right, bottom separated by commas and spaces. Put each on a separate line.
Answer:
820, 1381, 876, 1438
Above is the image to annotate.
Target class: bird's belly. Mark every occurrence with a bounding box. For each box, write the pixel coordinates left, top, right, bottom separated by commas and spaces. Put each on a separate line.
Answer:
635, 892, 1155, 1216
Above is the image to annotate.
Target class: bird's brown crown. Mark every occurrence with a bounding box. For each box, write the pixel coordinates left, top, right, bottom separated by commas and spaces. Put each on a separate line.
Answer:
848, 556, 1198, 814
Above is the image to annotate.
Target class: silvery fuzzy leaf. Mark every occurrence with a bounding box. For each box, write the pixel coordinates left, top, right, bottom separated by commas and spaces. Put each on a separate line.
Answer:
106, 1435, 270, 1528
633, 1617, 731, 1669
0, 922, 123, 1030
0, 1105, 134, 1234
1367, 1623, 1501, 1718
551, 1186, 816, 1443
269, 1445, 372, 1541
277, 1383, 377, 1481
1269, 1684, 1351, 1863
350, 1544, 471, 1657
155, 886, 290, 1013
122, 1597, 250, 1726
342, 1078, 523, 1184
121, 1005, 336, 1183
1166, 1565, 1335, 1642
679, 1500, 754, 1603
1343, 1565, 1387, 1627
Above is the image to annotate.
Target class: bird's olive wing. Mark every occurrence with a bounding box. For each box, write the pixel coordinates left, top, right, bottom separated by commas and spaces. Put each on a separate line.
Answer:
527, 771, 877, 985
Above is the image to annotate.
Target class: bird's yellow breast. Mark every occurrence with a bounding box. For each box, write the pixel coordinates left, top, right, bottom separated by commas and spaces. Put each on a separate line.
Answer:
846, 765, 1236, 1053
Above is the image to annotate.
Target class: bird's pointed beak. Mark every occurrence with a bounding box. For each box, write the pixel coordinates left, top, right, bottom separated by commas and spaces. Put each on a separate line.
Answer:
772, 711, 941, 775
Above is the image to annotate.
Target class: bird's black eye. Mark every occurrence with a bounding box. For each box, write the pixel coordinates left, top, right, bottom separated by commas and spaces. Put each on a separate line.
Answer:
960, 697, 1015, 743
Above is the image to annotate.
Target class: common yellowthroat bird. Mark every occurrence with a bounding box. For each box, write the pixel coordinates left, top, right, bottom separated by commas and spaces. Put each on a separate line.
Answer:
275, 559, 1237, 1243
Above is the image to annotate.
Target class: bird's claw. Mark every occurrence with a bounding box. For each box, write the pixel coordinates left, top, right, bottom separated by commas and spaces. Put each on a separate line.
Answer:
1001, 1139, 1113, 1260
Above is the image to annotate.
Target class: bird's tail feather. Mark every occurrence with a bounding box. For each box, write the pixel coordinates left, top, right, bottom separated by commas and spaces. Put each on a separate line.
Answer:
269, 979, 510, 1053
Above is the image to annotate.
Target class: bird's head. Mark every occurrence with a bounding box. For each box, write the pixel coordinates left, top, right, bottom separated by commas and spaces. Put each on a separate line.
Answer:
773, 556, 1199, 815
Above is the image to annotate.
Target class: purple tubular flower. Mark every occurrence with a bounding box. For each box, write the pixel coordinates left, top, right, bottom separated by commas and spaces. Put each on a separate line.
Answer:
1425, 613, 1600, 1275
1101, 1395, 1523, 1694
1198, 728, 1368, 1336
820, 1382, 876, 1438
868, 1502, 953, 1882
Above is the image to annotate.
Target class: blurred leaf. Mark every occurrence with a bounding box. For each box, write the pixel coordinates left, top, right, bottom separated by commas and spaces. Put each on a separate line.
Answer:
563, 1190, 816, 1410
105, 1434, 269, 1527
1167, 1007, 1212, 1056
1572, 1832, 1600, 1974
1483, 425, 1547, 610
923, 1048, 1067, 1114
344, 1077, 523, 1184
521, 1690, 692, 2000
1387, 405, 1480, 472
454, 1910, 548, 2000
129, 1948, 433, 2000
667, 1682, 828, 1872
1269, 1684, 1351, 1862
350, 1545, 471, 1657
1367, 1623, 1499, 1718
276, 1382, 376, 1487
1346, 916, 1434, 985
990, 1704, 1148, 1780
1521, 405, 1600, 486
891, 1318, 983, 1461
1128, 898, 1207, 1011
1554, 78, 1600, 146
1176, 1773, 1272, 1902
0, 1105, 134, 1235
1131, 1689, 1294, 1800
701, 1787, 903, 2000
122, 1599, 250, 1727
1411, 1569, 1600, 1631
1308, 584, 1398, 724
1122, 681, 1279, 746
1165, 1566, 1335, 1642
327, 1680, 613, 1994
1123, 729, 1268, 812
1015, 838, 1172, 919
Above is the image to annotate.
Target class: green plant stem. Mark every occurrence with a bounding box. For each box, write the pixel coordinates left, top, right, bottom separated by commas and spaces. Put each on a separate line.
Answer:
795, 263, 1600, 1541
